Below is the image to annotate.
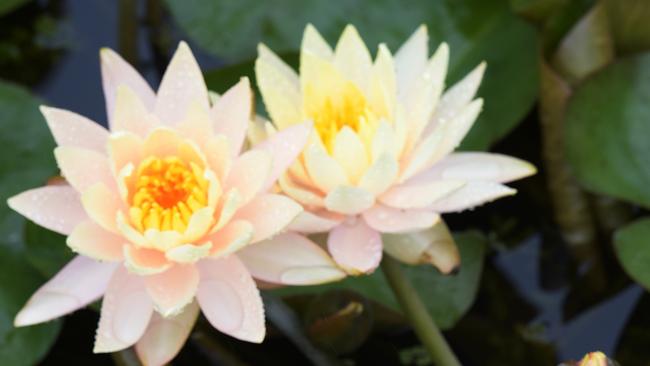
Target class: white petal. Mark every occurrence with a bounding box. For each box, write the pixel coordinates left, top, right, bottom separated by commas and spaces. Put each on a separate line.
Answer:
287, 210, 343, 233
155, 42, 209, 125
238, 233, 346, 285
425, 62, 485, 137
254, 122, 312, 192
383, 220, 460, 274
362, 204, 440, 234
428, 182, 516, 213
94, 266, 154, 353
301, 24, 334, 61
395, 25, 428, 102
211, 78, 252, 156
100, 47, 156, 124
196, 256, 265, 343
304, 143, 350, 192
403, 43, 449, 153
334, 25, 373, 92
40, 106, 109, 153
414, 152, 536, 184
379, 179, 465, 209
324, 186, 375, 215
14, 257, 117, 326
255, 44, 303, 129
8, 185, 87, 235
332, 126, 369, 183
135, 302, 199, 366
358, 154, 399, 195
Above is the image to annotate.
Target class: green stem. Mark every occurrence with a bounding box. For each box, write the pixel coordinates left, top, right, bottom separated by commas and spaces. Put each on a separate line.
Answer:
381, 255, 461, 366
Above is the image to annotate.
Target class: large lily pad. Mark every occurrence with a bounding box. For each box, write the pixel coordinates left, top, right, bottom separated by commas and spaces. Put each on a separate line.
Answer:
614, 217, 650, 290
566, 52, 650, 208
0, 81, 61, 365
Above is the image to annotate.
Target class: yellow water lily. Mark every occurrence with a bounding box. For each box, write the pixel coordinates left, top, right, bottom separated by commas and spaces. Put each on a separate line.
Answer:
253, 24, 536, 275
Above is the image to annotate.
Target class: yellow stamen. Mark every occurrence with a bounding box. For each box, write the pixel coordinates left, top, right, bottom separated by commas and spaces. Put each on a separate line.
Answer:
130, 156, 209, 233
305, 81, 379, 153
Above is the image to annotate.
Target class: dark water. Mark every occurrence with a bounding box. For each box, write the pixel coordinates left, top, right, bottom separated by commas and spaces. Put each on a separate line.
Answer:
2, 0, 646, 365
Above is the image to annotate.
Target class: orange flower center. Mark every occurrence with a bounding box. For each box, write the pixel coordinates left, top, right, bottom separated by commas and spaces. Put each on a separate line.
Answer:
129, 156, 208, 233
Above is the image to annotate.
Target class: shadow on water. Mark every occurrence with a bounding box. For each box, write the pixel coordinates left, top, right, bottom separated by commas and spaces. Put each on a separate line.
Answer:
1, 0, 647, 365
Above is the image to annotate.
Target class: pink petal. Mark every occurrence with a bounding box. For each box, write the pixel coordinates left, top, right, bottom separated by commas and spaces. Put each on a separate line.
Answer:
413, 152, 536, 184
81, 183, 123, 233
107, 132, 143, 174
238, 233, 346, 285
287, 210, 343, 233
234, 193, 302, 243
224, 150, 272, 204
176, 101, 213, 148
123, 245, 173, 275
14, 256, 117, 326
94, 266, 154, 353
211, 78, 252, 157
204, 135, 231, 181
154, 42, 209, 125
254, 122, 312, 192
8, 185, 87, 235
328, 218, 382, 274
142, 128, 183, 158
207, 220, 254, 257
144, 264, 199, 317
362, 204, 440, 233
40, 106, 109, 153
100, 48, 156, 124
196, 256, 265, 343
67, 221, 124, 261
54, 146, 115, 193
428, 182, 516, 213
135, 302, 199, 366
112, 86, 158, 137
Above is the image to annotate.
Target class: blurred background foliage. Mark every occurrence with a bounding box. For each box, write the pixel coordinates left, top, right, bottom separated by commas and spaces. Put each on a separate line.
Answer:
0, 0, 650, 365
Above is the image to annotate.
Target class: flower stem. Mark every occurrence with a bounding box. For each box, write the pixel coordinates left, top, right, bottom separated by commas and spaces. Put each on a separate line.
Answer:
381, 255, 461, 366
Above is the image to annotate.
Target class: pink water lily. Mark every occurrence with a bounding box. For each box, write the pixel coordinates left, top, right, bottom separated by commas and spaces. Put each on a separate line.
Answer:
253, 24, 536, 275
8, 42, 344, 365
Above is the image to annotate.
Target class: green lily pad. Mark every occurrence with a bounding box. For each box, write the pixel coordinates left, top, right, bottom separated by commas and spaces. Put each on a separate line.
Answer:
566, 52, 650, 208
273, 231, 486, 330
614, 217, 650, 290
168, 0, 538, 150
0, 80, 61, 365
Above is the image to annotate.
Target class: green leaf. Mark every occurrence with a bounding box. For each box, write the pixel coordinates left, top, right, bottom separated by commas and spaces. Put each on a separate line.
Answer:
604, 0, 650, 54
565, 52, 650, 208
168, 0, 538, 150
24, 221, 73, 278
0, 250, 61, 365
0, 0, 30, 16
273, 231, 487, 330
614, 217, 650, 290
0, 80, 61, 365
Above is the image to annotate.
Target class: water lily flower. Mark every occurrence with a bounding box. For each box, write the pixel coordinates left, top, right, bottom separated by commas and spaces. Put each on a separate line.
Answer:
558, 351, 615, 366
253, 24, 536, 275
577, 352, 614, 366
8, 42, 344, 365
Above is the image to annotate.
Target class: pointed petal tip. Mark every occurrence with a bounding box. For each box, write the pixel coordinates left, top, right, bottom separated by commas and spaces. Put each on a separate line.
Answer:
13, 309, 37, 327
